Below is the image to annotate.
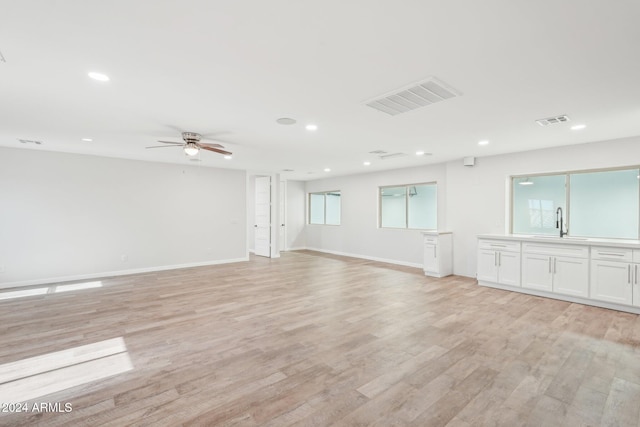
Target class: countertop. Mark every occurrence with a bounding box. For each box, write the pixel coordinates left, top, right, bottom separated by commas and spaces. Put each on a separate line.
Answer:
478, 234, 640, 249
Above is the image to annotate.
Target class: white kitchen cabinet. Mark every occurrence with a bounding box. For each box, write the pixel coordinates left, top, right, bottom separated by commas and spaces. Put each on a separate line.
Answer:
423, 232, 452, 278
521, 253, 552, 292
553, 256, 589, 297
633, 263, 640, 307
521, 242, 589, 298
590, 247, 639, 306
478, 235, 640, 314
477, 239, 521, 286
591, 259, 633, 305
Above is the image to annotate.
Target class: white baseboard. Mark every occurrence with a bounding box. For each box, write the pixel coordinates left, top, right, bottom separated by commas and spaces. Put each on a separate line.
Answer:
0, 257, 250, 290
286, 246, 307, 251
478, 280, 640, 315
304, 247, 423, 269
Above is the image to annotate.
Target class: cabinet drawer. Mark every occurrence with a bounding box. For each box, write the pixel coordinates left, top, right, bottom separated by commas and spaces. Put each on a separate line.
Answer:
424, 236, 438, 244
634, 250, 640, 264
592, 246, 633, 262
522, 242, 588, 259
478, 239, 521, 252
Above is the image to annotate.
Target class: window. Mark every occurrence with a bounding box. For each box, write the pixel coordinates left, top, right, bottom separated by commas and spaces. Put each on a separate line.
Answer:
380, 183, 437, 229
512, 166, 640, 239
512, 175, 566, 235
309, 191, 341, 225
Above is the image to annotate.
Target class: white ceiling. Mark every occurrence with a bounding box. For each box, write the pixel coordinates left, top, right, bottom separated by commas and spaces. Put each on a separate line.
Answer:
2, 1, 640, 180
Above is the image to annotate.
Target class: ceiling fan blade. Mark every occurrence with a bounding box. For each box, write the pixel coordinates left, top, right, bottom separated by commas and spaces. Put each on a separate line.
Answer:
157, 140, 184, 145
200, 146, 232, 156
146, 145, 181, 149
198, 142, 224, 149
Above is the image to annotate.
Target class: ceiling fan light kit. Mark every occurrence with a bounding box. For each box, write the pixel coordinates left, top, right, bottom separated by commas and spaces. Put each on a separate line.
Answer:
146, 131, 232, 158
183, 142, 199, 156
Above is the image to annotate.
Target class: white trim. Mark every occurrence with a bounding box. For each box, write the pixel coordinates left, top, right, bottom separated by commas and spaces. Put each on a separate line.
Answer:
249, 249, 255, 254
0, 257, 249, 290
286, 246, 308, 251
478, 280, 640, 315
305, 247, 423, 269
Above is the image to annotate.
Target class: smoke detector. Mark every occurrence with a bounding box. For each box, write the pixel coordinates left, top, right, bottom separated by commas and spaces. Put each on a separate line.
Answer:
365, 76, 462, 116
536, 115, 570, 126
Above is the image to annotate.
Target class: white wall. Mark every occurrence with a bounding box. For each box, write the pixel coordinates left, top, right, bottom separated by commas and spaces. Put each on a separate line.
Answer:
0, 147, 247, 287
301, 135, 640, 276
285, 180, 306, 249
447, 135, 640, 277
305, 164, 447, 267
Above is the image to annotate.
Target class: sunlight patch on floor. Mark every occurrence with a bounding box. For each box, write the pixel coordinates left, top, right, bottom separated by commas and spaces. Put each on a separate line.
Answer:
0, 337, 133, 403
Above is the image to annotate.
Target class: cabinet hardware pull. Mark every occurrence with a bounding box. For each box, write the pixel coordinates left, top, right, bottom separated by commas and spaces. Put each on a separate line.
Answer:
629, 264, 632, 284
548, 257, 551, 273
498, 252, 501, 266
494, 252, 497, 266
598, 252, 625, 257
490, 244, 507, 247
636, 265, 638, 285
434, 246, 437, 258
554, 258, 557, 274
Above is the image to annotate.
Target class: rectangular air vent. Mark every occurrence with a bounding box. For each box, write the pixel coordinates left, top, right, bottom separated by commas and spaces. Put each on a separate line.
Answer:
368, 150, 388, 155
379, 153, 408, 160
536, 115, 570, 126
18, 139, 42, 145
365, 76, 462, 116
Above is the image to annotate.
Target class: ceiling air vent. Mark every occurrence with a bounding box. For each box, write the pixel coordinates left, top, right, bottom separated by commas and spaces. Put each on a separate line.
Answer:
379, 153, 408, 160
18, 139, 42, 145
368, 150, 388, 155
536, 115, 570, 126
365, 76, 462, 116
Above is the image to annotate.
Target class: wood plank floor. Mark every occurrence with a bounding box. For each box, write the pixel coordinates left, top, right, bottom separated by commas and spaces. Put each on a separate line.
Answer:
1, 250, 640, 426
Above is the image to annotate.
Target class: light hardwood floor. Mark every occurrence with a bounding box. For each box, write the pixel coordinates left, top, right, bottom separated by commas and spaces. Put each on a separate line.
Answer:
1, 250, 640, 426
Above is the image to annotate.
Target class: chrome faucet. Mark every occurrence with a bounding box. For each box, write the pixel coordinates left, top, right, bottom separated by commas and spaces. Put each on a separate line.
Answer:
556, 207, 567, 237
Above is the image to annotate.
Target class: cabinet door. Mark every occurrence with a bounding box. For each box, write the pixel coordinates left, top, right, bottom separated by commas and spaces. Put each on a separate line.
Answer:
590, 260, 632, 305
634, 264, 640, 307
477, 249, 498, 282
424, 243, 438, 274
553, 256, 589, 298
522, 253, 552, 292
498, 251, 521, 287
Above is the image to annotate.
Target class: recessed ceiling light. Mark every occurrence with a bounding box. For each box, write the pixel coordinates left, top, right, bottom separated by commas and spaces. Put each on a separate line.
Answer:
305, 124, 318, 131
478, 140, 489, 146
363, 161, 371, 166
81, 138, 93, 142
223, 155, 232, 160
416, 151, 425, 156
88, 72, 110, 82
276, 117, 296, 125
324, 168, 331, 172
571, 124, 586, 130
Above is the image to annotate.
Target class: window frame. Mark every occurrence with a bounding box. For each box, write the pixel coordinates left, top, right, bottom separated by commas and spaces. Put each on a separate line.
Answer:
308, 190, 341, 226
378, 181, 437, 230
510, 164, 640, 239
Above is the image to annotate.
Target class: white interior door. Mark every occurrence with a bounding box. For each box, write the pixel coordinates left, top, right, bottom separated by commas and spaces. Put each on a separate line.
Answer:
254, 176, 271, 257
279, 180, 286, 252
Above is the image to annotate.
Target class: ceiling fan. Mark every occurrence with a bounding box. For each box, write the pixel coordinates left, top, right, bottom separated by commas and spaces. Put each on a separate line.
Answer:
146, 132, 232, 157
